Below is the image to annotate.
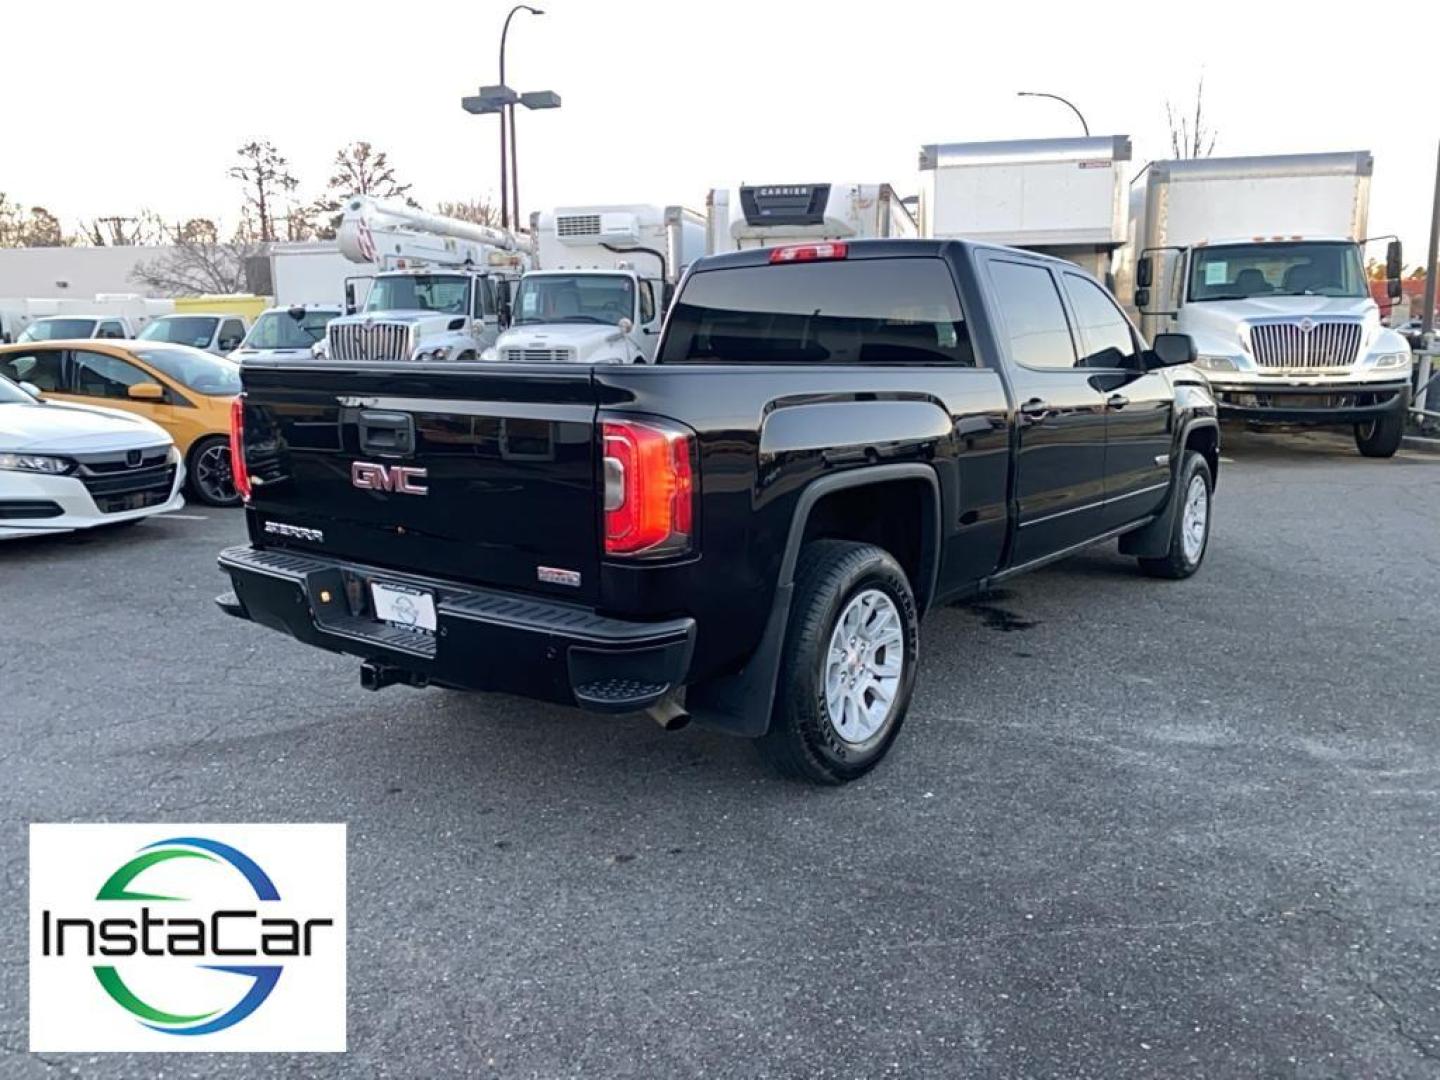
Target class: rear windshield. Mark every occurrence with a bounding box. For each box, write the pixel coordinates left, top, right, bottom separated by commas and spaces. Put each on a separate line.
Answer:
658, 257, 973, 366
19, 318, 96, 342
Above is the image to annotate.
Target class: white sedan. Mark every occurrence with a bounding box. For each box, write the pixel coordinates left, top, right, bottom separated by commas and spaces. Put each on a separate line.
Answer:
0, 375, 186, 539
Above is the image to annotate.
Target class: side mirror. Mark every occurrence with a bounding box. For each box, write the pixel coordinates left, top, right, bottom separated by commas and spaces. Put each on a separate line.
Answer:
19, 380, 41, 397
344, 282, 357, 316
1135, 287, 1151, 310
128, 382, 166, 401
1388, 276, 1404, 302
618, 317, 634, 334
1386, 239, 1403, 281
1136, 255, 1153, 288
1147, 332, 1197, 369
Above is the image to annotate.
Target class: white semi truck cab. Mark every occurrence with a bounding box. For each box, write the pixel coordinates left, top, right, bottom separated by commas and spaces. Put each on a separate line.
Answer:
488, 205, 704, 364
320, 197, 531, 364
1127, 152, 1411, 457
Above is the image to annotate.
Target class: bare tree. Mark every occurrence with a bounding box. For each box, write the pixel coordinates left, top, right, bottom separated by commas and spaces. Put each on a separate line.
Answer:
229, 141, 296, 243
131, 221, 263, 296
435, 198, 500, 228
309, 141, 419, 237
15, 207, 67, 247
1166, 76, 1218, 159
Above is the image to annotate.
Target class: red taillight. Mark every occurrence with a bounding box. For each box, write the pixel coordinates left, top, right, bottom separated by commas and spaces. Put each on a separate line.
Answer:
769, 242, 848, 264
229, 395, 252, 502
602, 419, 695, 558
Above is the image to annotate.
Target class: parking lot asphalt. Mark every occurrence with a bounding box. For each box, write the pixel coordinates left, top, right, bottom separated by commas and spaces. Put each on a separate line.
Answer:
2, 427, 1439, 1079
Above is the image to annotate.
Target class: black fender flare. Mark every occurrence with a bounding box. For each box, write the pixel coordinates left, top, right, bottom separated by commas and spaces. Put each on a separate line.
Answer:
686, 463, 941, 737
1119, 416, 1218, 558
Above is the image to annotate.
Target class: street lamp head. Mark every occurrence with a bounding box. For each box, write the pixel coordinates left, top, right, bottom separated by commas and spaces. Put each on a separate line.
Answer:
523, 5, 545, 13
519, 89, 561, 110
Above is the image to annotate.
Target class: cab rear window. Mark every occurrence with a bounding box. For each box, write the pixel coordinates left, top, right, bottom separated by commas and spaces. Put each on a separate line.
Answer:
658, 257, 973, 366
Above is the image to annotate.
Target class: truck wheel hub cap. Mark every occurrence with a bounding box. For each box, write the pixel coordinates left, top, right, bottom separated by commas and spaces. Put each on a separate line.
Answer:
825, 589, 904, 745
1182, 474, 1208, 562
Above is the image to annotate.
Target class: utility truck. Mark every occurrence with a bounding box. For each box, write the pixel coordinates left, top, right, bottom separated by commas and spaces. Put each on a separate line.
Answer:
320, 197, 532, 364
1121, 151, 1411, 457
488, 205, 704, 365
705, 184, 916, 254
917, 136, 1131, 284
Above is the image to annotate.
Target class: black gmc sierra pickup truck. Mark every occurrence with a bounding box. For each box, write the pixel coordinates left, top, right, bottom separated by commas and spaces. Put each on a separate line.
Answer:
218, 239, 1219, 784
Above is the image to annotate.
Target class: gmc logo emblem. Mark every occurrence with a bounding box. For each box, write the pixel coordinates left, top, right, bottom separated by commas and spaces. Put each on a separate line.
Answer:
351, 461, 428, 495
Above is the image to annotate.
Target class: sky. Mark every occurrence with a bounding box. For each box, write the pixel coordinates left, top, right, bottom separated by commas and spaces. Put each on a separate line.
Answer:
4, 0, 1438, 260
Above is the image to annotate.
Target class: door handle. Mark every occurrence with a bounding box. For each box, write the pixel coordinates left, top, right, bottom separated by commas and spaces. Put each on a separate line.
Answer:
1018, 398, 1050, 426
1107, 393, 1129, 410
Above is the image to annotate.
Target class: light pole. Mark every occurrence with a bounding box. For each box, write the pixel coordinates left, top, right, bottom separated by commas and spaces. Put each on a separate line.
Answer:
499, 4, 543, 229
1016, 91, 1090, 137
512, 90, 561, 229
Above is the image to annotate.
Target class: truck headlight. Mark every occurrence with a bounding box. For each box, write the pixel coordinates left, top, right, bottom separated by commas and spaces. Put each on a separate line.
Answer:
1368, 351, 1411, 370
1194, 355, 1237, 372
0, 452, 72, 474
415, 345, 451, 362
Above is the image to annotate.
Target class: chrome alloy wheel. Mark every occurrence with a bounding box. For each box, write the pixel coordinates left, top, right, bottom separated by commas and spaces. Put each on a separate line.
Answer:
1181, 473, 1209, 563
824, 588, 905, 745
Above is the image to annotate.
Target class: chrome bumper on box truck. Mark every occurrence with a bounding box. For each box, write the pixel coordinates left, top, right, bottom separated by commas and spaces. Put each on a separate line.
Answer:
1207, 380, 1409, 425
216, 545, 695, 712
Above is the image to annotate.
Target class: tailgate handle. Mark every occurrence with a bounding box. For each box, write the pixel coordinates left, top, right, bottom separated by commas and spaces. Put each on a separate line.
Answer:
358, 411, 415, 456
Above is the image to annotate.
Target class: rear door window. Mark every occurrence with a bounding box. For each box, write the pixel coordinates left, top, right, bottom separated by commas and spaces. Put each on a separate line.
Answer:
659, 257, 973, 366
985, 261, 1077, 370
0, 349, 65, 390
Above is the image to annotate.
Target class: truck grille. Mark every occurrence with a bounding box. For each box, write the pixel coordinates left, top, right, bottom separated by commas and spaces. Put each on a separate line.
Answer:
503, 347, 577, 363
555, 214, 601, 238
73, 449, 175, 513
328, 321, 411, 363
1249, 320, 1361, 370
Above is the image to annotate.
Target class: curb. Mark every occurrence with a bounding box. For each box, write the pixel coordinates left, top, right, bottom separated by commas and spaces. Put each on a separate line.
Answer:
1402, 435, 1440, 455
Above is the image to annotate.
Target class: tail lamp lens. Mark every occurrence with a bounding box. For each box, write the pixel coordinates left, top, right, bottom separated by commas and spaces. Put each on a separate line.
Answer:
602, 419, 695, 557
229, 394, 252, 502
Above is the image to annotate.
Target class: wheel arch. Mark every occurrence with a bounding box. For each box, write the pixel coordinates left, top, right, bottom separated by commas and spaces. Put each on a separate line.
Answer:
686, 463, 941, 738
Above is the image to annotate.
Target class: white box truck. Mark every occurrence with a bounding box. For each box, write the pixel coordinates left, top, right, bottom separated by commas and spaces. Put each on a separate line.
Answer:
488, 205, 704, 364
917, 136, 1131, 282
706, 183, 916, 254
270, 242, 370, 309
1123, 151, 1411, 457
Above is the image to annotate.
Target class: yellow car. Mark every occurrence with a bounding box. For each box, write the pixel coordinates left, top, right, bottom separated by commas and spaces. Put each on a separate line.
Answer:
0, 340, 242, 505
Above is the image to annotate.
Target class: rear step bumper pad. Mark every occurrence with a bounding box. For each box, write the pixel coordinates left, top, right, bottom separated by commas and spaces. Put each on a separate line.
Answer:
216, 544, 695, 712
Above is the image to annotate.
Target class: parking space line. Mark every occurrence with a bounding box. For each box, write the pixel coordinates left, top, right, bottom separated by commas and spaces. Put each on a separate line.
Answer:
162, 513, 210, 521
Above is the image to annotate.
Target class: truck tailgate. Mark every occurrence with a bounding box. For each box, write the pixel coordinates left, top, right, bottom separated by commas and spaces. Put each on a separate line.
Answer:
238, 362, 602, 603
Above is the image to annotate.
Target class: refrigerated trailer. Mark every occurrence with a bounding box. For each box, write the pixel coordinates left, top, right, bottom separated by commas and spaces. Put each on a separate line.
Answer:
917, 136, 1131, 282
1122, 151, 1412, 457
706, 184, 916, 254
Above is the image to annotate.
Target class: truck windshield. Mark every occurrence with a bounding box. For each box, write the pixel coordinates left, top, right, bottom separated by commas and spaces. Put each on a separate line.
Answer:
658, 257, 973, 365
138, 316, 219, 348
365, 275, 469, 314
513, 274, 634, 326
18, 318, 97, 342
245, 309, 337, 349
1188, 242, 1366, 301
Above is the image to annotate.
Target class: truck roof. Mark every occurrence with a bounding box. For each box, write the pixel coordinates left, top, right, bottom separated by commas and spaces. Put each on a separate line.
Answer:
1150, 150, 1372, 182
919, 135, 1131, 169
691, 237, 1079, 273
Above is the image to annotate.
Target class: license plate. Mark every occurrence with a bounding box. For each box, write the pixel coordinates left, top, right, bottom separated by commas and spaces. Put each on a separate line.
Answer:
370, 581, 437, 633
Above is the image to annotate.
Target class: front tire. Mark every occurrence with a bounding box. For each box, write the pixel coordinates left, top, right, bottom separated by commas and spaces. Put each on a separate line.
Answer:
1354, 407, 1404, 458
1138, 450, 1212, 579
187, 436, 240, 507
757, 540, 919, 784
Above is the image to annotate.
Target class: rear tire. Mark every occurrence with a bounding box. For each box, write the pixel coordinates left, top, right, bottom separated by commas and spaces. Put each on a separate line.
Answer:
757, 540, 919, 785
1354, 407, 1404, 458
1138, 451, 1212, 580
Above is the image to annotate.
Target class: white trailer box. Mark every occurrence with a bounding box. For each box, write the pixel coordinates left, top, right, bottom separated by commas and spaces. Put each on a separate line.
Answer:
536, 204, 705, 281
918, 136, 1131, 279
715, 184, 915, 253
270, 243, 370, 309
